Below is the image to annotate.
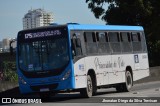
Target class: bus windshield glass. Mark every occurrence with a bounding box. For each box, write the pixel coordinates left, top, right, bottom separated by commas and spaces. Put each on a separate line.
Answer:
18, 28, 69, 72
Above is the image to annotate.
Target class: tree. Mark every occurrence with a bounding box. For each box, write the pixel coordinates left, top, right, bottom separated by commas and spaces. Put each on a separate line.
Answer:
86, 0, 152, 26
86, 0, 160, 66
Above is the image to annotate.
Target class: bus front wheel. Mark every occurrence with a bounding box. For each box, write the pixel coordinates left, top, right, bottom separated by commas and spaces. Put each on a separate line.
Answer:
80, 75, 93, 98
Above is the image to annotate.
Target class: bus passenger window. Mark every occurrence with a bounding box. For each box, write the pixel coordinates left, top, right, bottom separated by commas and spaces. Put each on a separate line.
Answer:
75, 38, 82, 56
121, 32, 132, 53
71, 36, 82, 57
141, 32, 147, 52
108, 32, 121, 53
97, 32, 110, 54
71, 39, 76, 56
84, 32, 98, 54
132, 33, 141, 42
131, 32, 142, 52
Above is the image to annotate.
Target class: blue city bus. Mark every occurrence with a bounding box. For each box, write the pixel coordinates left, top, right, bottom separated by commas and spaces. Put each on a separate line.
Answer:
16, 24, 149, 98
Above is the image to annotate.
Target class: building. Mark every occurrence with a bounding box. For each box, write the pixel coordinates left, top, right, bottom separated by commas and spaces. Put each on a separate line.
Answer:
0, 41, 3, 53
2, 38, 10, 52
0, 41, 2, 48
0, 38, 16, 53
23, 8, 54, 29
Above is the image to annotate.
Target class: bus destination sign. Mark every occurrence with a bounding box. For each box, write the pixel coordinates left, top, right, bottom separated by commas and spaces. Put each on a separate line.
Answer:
24, 30, 62, 39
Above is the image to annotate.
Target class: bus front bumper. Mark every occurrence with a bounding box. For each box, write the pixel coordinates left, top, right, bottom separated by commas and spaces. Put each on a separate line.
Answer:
19, 77, 75, 94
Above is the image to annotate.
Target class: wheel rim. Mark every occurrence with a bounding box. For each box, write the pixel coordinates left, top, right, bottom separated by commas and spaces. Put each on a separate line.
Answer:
87, 75, 93, 97
126, 71, 132, 90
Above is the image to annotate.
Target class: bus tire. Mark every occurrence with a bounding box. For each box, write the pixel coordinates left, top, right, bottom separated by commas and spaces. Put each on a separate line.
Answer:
80, 74, 93, 98
125, 70, 133, 92
116, 71, 133, 92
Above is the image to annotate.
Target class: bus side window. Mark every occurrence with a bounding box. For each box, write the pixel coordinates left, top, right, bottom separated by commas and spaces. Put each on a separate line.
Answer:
108, 32, 121, 53
84, 32, 98, 54
141, 32, 147, 52
120, 32, 132, 53
131, 32, 141, 42
71, 34, 82, 57
71, 39, 76, 56
131, 32, 142, 52
96, 32, 110, 54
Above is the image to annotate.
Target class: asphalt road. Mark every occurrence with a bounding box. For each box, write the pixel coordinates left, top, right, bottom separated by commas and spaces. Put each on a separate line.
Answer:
1, 81, 160, 106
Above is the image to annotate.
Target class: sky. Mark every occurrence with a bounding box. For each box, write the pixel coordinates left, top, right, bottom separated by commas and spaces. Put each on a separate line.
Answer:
0, 0, 107, 41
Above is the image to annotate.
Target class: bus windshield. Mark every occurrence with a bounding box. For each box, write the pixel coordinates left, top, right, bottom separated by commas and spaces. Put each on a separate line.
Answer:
18, 34, 69, 72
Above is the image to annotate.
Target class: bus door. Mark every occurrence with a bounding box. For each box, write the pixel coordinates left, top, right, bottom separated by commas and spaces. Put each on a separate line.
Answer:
70, 31, 87, 88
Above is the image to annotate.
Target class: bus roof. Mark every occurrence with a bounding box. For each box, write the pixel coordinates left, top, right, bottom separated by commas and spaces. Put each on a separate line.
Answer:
19, 24, 144, 33
67, 24, 144, 31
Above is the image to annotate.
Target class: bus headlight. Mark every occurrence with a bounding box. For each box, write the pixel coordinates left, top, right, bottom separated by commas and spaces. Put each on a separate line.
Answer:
61, 70, 71, 81
19, 77, 27, 84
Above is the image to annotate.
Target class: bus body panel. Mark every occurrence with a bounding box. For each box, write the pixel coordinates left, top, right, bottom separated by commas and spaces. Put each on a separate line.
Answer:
70, 24, 149, 89
73, 58, 87, 88
73, 53, 149, 89
132, 53, 149, 81
17, 24, 149, 95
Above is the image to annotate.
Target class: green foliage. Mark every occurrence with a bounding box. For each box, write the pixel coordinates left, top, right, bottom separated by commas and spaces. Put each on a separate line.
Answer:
86, 0, 153, 26
3, 61, 18, 82
147, 40, 160, 66
86, 0, 160, 66
86, 0, 159, 36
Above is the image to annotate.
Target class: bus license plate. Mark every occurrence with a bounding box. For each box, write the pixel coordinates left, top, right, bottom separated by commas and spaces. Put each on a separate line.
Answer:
40, 88, 49, 92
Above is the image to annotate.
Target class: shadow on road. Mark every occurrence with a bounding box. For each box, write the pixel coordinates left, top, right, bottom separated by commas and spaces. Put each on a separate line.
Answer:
0, 86, 120, 103
0, 87, 20, 97
1, 81, 160, 104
